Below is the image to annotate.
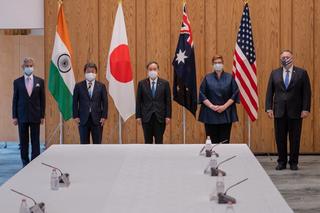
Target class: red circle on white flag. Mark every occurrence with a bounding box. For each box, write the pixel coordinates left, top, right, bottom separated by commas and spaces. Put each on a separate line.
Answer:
110, 44, 133, 83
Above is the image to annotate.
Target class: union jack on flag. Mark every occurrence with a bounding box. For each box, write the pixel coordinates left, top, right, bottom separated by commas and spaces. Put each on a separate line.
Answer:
232, 3, 258, 121
180, 6, 193, 46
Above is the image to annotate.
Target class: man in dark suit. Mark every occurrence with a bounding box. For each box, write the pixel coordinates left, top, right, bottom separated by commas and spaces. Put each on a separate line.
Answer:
136, 61, 172, 144
12, 57, 45, 167
265, 50, 311, 170
73, 63, 108, 144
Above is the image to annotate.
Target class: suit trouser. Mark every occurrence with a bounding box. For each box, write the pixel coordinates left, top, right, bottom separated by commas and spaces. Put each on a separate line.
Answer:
274, 115, 302, 166
204, 123, 232, 144
18, 122, 40, 167
142, 114, 166, 144
79, 114, 103, 144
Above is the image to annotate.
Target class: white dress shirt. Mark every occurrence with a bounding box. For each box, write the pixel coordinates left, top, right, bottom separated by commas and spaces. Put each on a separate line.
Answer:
86, 80, 95, 96
24, 74, 34, 96
24, 74, 34, 84
149, 77, 158, 91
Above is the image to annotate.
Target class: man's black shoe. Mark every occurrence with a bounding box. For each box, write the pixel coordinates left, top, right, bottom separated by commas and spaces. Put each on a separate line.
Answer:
275, 164, 286, 170
290, 164, 298, 170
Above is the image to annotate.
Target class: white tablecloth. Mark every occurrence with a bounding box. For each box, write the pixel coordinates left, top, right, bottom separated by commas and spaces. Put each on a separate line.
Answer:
0, 144, 293, 213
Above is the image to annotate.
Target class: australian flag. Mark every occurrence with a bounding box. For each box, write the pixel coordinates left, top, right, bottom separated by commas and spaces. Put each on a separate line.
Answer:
172, 3, 197, 116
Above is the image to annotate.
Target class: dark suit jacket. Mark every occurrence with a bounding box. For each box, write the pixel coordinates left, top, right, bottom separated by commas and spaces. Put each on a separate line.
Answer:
265, 66, 311, 119
73, 80, 108, 126
136, 78, 172, 123
12, 75, 45, 123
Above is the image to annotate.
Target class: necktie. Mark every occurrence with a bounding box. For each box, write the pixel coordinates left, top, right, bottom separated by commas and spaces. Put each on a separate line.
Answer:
151, 81, 156, 98
284, 70, 290, 89
88, 82, 93, 98
26, 77, 33, 96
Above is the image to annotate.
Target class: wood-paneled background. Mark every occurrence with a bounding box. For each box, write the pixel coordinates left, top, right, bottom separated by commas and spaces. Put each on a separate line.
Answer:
44, 0, 320, 153
0, 35, 45, 142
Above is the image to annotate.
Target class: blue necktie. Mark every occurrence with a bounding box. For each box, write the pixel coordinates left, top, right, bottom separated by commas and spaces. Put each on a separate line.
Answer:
88, 82, 93, 98
151, 81, 156, 97
284, 70, 290, 89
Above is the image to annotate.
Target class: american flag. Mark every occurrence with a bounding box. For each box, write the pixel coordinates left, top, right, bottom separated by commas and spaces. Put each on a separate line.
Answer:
232, 3, 258, 121
172, 3, 197, 116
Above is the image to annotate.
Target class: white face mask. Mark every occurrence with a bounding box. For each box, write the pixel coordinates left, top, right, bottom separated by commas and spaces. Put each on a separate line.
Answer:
148, 70, 158, 79
213, 63, 224, 72
24, 67, 33, 76
85, 72, 96, 82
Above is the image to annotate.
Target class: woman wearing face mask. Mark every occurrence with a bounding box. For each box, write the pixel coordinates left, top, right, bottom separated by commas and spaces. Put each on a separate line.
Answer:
198, 55, 239, 144
136, 61, 172, 144
73, 62, 108, 144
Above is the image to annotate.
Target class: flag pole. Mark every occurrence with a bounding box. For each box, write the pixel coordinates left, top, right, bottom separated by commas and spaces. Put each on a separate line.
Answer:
45, 122, 60, 147
247, 116, 251, 148
182, 107, 186, 144
59, 113, 63, 144
118, 114, 122, 144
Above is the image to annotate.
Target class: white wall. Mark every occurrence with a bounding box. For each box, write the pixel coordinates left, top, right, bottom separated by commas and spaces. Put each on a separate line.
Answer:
0, 0, 44, 29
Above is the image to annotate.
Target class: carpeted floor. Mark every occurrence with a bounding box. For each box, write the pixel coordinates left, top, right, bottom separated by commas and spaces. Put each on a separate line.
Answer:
257, 155, 320, 213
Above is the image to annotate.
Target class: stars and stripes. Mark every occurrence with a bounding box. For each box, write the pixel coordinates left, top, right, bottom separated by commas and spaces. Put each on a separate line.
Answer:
232, 3, 258, 121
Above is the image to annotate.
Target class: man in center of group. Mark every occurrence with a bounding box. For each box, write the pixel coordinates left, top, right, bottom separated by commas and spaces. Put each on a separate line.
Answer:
136, 61, 172, 144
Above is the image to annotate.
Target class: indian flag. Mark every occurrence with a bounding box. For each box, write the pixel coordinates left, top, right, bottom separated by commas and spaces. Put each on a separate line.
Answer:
48, 3, 75, 121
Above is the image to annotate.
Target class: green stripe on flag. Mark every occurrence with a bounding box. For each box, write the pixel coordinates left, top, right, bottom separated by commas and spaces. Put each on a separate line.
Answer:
48, 61, 73, 120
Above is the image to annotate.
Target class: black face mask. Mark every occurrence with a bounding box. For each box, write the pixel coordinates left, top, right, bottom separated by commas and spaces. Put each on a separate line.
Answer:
281, 57, 293, 67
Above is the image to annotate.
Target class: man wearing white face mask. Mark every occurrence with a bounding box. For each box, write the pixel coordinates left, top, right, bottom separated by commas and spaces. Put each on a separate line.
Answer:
12, 57, 45, 167
198, 55, 239, 144
73, 63, 108, 144
136, 61, 172, 144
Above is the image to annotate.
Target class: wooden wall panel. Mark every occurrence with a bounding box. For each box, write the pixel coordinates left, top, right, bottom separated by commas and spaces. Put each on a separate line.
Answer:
45, 0, 99, 145
135, 0, 147, 144
203, 0, 216, 144
64, 0, 100, 144
314, 0, 320, 152
146, 0, 172, 143
20, 36, 46, 143
292, 0, 314, 153
43, 0, 320, 153
280, 0, 292, 50
0, 35, 45, 142
185, 0, 206, 144
44, 0, 60, 146
217, 0, 245, 144
0, 36, 20, 141
121, 0, 137, 144
170, 0, 183, 144
249, 0, 279, 153
99, 0, 121, 144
